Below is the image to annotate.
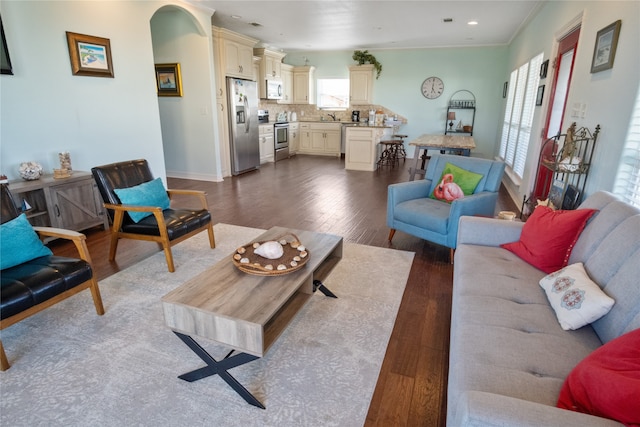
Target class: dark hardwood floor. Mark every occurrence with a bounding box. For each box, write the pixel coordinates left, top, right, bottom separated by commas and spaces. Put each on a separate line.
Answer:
49, 154, 518, 426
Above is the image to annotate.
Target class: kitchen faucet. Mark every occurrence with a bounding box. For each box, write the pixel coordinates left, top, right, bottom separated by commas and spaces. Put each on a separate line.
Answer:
328, 113, 337, 121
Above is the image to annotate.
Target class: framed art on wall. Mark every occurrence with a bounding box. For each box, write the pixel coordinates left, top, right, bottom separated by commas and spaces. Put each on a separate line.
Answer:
540, 59, 549, 79
536, 85, 545, 106
66, 31, 114, 77
1, 16, 13, 75
590, 20, 621, 73
155, 63, 183, 97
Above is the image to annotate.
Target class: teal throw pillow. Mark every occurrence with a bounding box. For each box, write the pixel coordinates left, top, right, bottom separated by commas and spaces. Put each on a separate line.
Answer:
429, 162, 484, 203
0, 213, 53, 270
113, 178, 170, 223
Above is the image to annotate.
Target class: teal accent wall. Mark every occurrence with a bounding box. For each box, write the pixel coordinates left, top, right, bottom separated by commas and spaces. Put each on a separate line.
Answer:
286, 47, 508, 159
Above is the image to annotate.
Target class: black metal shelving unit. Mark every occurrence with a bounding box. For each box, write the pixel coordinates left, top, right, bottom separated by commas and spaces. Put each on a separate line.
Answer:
445, 90, 476, 136
521, 123, 600, 217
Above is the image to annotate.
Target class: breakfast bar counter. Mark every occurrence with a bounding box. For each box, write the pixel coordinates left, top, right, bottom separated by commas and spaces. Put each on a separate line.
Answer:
408, 134, 476, 180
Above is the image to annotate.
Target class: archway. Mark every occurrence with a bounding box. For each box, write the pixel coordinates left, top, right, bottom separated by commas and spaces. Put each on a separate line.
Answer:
150, 5, 220, 181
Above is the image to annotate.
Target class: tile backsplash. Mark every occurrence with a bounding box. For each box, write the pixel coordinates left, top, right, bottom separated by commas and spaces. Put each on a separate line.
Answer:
258, 101, 407, 124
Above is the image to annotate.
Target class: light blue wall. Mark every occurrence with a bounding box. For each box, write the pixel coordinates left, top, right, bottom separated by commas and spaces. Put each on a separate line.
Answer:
0, 1, 214, 182
502, 1, 640, 203
286, 47, 508, 159
151, 8, 221, 181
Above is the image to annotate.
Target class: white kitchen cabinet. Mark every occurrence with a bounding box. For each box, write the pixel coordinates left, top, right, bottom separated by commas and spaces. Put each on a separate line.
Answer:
278, 64, 294, 105
300, 123, 311, 151
349, 64, 375, 105
293, 66, 316, 104
212, 34, 226, 100
259, 124, 274, 164
289, 122, 299, 154
254, 48, 286, 99
213, 27, 257, 81
216, 100, 231, 177
254, 48, 284, 79
297, 122, 341, 157
345, 126, 385, 171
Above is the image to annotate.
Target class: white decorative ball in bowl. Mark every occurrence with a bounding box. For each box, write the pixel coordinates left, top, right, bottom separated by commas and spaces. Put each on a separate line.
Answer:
18, 161, 44, 181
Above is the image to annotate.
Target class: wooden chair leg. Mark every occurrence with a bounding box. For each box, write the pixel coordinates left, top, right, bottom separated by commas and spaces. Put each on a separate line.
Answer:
88, 277, 105, 315
0, 340, 10, 371
108, 233, 119, 262
207, 223, 216, 249
109, 210, 124, 262
162, 244, 175, 273
388, 229, 396, 242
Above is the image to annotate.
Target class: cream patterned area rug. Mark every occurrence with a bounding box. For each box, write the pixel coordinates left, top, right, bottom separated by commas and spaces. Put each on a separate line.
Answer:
0, 224, 414, 426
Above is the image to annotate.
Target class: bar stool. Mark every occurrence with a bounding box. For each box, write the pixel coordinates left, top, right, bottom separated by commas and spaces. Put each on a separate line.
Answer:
377, 140, 404, 168
392, 134, 408, 162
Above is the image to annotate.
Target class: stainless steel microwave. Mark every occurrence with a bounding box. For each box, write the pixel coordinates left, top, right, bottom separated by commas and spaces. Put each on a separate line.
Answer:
266, 80, 283, 100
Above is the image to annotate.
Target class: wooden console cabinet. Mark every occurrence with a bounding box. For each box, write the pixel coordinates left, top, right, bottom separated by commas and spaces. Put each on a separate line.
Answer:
8, 171, 109, 234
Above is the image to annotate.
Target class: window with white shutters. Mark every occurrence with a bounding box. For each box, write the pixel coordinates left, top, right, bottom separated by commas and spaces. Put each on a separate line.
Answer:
499, 53, 544, 179
613, 88, 640, 207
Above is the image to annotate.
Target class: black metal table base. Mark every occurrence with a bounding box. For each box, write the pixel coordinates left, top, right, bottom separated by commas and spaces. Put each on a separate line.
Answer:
172, 281, 336, 410
173, 332, 265, 409
313, 279, 337, 298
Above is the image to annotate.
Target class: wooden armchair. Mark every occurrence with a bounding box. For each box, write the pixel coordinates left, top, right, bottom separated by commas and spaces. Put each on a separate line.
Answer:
91, 159, 215, 273
1, 184, 104, 370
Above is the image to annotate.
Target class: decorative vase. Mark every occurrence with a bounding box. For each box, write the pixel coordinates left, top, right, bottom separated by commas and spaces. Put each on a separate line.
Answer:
18, 161, 44, 181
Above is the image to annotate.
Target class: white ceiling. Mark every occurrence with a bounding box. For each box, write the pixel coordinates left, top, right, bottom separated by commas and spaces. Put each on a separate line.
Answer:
187, 1, 543, 52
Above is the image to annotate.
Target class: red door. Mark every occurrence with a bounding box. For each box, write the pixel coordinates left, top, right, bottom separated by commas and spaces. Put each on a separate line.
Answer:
532, 27, 580, 200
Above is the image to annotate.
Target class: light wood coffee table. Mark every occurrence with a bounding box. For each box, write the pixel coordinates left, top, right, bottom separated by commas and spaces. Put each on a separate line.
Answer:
162, 226, 343, 409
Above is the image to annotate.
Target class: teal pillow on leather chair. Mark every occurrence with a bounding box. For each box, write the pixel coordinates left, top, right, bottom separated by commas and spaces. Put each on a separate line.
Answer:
0, 213, 52, 270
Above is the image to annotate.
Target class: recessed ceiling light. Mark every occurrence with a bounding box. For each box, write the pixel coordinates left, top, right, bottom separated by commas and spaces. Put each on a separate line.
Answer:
468, 21, 478, 25
231, 15, 241, 19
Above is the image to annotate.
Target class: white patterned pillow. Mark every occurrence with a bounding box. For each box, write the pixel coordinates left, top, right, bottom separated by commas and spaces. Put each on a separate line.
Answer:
539, 263, 615, 331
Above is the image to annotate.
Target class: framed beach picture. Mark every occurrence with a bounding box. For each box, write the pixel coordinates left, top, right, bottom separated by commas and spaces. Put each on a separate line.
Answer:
66, 31, 114, 77
590, 20, 621, 73
155, 63, 183, 97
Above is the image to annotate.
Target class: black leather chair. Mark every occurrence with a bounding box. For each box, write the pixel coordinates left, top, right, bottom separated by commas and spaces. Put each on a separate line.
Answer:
91, 159, 215, 273
0, 184, 105, 371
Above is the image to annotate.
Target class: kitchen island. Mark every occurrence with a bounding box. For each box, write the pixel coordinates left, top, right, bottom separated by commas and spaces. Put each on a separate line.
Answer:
344, 126, 388, 171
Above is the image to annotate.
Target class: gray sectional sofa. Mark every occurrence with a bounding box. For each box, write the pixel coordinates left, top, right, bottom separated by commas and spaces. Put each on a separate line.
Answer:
448, 191, 640, 426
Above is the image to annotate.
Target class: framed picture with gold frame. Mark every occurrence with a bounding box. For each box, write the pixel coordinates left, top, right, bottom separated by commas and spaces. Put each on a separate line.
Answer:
66, 31, 114, 77
155, 63, 183, 97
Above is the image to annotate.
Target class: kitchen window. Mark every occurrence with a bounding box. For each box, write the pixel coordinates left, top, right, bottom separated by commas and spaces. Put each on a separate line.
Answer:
499, 53, 544, 181
316, 78, 349, 109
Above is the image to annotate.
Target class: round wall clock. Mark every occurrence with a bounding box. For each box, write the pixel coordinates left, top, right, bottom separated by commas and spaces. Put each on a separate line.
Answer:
421, 77, 444, 99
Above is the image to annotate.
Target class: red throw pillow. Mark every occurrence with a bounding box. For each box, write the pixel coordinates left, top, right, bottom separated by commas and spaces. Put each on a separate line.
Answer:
501, 206, 596, 274
557, 328, 640, 426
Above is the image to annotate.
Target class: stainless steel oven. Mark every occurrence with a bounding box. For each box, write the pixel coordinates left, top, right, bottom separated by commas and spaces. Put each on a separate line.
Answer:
274, 122, 289, 162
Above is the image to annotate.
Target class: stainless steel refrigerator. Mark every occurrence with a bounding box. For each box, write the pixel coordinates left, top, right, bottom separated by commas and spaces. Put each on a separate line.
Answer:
227, 77, 259, 175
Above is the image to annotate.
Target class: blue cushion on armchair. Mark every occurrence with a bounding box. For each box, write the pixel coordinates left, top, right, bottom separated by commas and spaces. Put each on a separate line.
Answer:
113, 178, 170, 223
1, 213, 53, 270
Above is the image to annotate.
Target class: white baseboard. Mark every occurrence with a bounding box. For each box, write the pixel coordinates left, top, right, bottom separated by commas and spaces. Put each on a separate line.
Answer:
166, 170, 224, 182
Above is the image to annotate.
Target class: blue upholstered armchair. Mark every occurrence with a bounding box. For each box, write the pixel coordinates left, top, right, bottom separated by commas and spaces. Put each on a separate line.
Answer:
387, 154, 505, 259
